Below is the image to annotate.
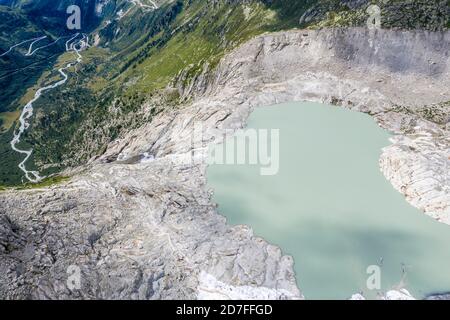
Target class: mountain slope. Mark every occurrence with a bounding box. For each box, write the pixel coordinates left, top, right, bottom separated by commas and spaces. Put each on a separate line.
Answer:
0, 5, 66, 134
1, 0, 312, 185
0, 0, 449, 186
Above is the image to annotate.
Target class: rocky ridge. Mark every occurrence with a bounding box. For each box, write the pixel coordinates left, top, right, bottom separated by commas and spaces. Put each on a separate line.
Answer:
0, 27, 449, 299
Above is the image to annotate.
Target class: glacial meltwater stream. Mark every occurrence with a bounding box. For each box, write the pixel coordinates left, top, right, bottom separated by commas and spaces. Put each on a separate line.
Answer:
207, 102, 450, 300
7, 33, 88, 182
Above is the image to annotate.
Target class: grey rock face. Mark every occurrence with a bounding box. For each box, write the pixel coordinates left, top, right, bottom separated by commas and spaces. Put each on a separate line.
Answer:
0, 163, 301, 299
300, 0, 449, 31
0, 214, 23, 254
1, 28, 449, 299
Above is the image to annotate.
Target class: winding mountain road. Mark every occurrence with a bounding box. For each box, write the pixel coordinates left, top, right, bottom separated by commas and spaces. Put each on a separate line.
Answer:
132, 0, 159, 10
118, 0, 158, 20
0, 35, 46, 57
25, 36, 48, 56
26, 36, 65, 57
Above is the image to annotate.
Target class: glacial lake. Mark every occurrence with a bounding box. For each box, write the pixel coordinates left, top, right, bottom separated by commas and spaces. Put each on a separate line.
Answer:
207, 102, 450, 300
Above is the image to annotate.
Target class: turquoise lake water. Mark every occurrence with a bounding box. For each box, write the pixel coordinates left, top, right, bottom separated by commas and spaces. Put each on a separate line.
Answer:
207, 102, 450, 300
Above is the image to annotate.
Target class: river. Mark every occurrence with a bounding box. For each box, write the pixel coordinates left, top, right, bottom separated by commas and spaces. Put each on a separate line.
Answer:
7, 33, 88, 183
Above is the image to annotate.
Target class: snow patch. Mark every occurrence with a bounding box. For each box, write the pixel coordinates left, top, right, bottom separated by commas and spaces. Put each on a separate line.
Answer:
197, 271, 298, 300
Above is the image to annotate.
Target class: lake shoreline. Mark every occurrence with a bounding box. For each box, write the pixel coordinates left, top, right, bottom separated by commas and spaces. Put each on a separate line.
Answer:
207, 102, 450, 299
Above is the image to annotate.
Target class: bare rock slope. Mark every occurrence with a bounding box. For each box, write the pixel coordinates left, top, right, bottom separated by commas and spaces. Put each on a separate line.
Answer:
1, 28, 449, 299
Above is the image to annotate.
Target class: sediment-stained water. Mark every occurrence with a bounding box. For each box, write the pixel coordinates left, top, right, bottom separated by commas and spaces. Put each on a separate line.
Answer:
207, 102, 450, 300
